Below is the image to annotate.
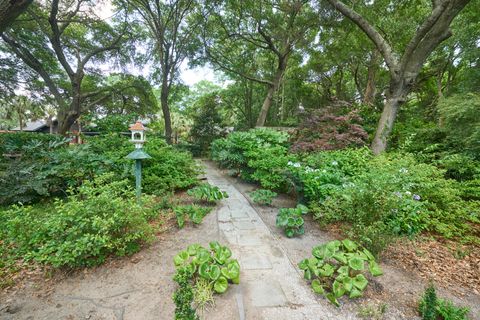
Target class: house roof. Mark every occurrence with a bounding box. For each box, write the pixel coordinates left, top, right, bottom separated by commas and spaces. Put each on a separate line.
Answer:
129, 121, 145, 131
12, 120, 49, 131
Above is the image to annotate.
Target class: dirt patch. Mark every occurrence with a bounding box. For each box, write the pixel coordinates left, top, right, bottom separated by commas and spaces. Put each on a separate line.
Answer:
384, 238, 480, 295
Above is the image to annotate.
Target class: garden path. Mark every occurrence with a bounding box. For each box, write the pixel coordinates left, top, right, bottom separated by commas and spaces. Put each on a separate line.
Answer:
202, 160, 358, 319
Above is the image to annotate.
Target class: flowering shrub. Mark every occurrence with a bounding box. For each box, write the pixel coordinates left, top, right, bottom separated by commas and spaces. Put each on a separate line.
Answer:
314, 153, 477, 253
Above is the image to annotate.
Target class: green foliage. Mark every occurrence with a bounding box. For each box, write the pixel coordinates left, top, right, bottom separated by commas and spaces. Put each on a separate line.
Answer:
211, 128, 292, 190
189, 93, 225, 154
276, 204, 308, 238
0, 173, 156, 268
0, 134, 113, 205
314, 153, 477, 253
438, 93, 480, 156
172, 242, 240, 318
419, 284, 471, 320
250, 189, 277, 206
174, 205, 212, 228
173, 268, 199, 320
84, 114, 138, 133
299, 239, 383, 307
187, 183, 228, 203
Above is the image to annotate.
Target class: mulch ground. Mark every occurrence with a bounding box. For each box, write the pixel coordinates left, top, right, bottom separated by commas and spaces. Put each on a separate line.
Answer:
384, 237, 480, 295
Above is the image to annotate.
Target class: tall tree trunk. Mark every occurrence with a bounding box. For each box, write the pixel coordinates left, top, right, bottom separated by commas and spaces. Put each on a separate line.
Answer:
256, 64, 285, 127
161, 78, 172, 144
371, 81, 407, 154
363, 50, 379, 105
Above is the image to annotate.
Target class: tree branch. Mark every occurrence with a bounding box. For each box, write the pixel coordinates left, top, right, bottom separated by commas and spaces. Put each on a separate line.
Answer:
326, 0, 399, 74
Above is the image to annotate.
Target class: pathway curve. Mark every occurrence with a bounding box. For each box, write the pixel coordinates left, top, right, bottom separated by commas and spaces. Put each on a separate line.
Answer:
203, 161, 357, 320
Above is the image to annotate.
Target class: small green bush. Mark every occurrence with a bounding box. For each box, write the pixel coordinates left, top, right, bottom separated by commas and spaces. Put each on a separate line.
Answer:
174, 205, 212, 228
299, 239, 383, 307
187, 183, 228, 203
419, 283, 471, 320
276, 204, 308, 238
250, 189, 277, 206
0, 173, 156, 268
172, 242, 241, 319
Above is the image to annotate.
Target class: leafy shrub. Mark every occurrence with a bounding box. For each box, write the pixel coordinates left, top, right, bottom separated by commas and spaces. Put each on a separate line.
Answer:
250, 189, 277, 206
284, 148, 372, 203
0, 138, 114, 205
0, 173, 156, 268
173, 268, 199, 320
172, 242, 240, 319
211, 128, 292, 190
174, 205, 212, 228
89, 134, 200, 194
314, 153, 477, 253
438, 93, 480, 156
419, 284, 471, 320
299, 239, 383, 307
290, 106, 368, 153
173, 242, 240, 293
189, 93, 225, 155
187, 183, 228, 203
276, 204, 309, 238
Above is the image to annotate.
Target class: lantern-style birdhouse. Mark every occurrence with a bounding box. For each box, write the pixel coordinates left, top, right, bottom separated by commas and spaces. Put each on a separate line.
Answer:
129, 121, 146, 149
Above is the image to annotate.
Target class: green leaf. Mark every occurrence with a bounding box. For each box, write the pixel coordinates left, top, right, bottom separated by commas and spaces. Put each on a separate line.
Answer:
363, 248, 375, 261
353, 274, 368, 291
332, 280, 346, 298
326, 293, 340, 307
304, 268, 312, 280
341, 276, 354, 292
312, 245, 326, 259
349, 287, 363, 298
187, 244, 202, 256
213, 276, 228, 293
298, 259, 309, 270
209, 264, 221, 280
326, 240, 341, 252
319, 263, 335, 277
348, 256, 365, 271
333, 252, 347, 264
341, 239, 358, 252
209, 241, 221, 253
198, 262, 210, 279
337, 265, 349, 276
221, 260, 240, 280
285, 228, 295, 238
311, 279, 324, 294
173, 250, 189, 267
369, 261, 383, 276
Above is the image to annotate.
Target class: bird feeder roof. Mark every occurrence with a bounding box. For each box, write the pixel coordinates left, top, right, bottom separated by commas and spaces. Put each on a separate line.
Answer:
129, 121, 145, 131
126, 148, 151, 160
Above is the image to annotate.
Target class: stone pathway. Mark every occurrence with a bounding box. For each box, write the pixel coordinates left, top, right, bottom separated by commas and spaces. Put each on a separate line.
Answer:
203, 161, 357, 320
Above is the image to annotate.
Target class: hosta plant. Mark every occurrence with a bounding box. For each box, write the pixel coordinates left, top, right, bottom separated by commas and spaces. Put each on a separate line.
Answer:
299, 239, 383, 307
276, 204, 309, 238
187, 183, 228, 203
174, 205, 212, 228
250, 189, 277, 206
173, 241, 240, 295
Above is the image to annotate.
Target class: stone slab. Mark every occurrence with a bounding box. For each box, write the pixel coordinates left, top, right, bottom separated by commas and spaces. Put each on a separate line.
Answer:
240, 252, 272, 270
232, 220, 256, 230
247, 280, 287, 307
